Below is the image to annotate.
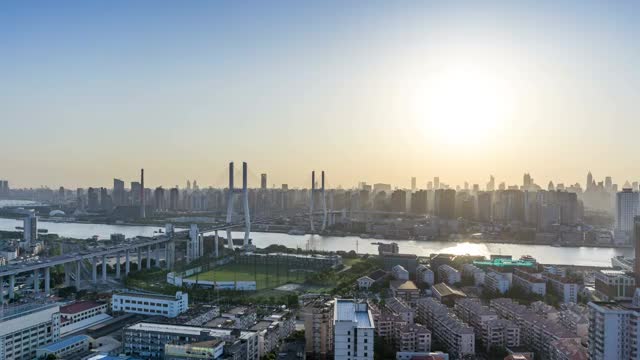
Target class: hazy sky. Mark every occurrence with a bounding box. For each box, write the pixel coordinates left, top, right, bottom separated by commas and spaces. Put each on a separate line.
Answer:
1, 1, 639, 189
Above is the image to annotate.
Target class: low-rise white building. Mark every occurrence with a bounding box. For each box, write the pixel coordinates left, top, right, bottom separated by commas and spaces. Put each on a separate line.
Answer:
112, 291, 188, 318
60, 300, 110, 335
357, 276, 374, 290
393, 265, 410, 280
0, 303, 61, 360
416, 265, 435, 286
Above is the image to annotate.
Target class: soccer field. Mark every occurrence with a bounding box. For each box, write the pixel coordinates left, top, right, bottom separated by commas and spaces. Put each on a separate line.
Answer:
185, 263, 308, 290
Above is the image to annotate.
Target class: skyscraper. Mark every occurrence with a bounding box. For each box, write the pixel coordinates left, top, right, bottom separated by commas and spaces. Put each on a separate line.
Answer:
411, 177, 416, 191
261, 173, 267, 190
487, 175, 495, 192
23, 210, 37, 248
616, 188, 639, 233
113, 178, 125, 206
434, 177, 440, 190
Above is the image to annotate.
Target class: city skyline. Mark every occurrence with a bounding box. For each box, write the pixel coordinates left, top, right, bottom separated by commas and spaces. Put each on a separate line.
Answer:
0, 168, 636, 191
3, 1, 640, 188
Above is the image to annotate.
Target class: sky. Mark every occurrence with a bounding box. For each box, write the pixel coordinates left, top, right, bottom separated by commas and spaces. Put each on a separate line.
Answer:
1, 0, 639, 189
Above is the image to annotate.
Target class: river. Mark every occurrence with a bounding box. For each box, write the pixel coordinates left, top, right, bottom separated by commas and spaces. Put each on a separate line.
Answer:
0, 217, 631, 267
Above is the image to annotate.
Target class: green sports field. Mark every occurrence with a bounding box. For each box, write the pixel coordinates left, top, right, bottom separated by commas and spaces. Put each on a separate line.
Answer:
184, 262, 309, 290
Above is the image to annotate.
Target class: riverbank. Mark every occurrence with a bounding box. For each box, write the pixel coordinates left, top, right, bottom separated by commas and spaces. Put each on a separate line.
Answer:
0, 217, 631, 267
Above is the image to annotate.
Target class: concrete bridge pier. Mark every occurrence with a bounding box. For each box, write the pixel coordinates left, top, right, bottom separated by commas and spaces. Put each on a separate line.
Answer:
125, 250, 130, 275
92, 257, 97, 284
75, 260, 81, 289
9, 275, 15, 300
146, 246, 151, 269
116, 252, 121, 279
44, 267, 50, 295
102, 255, 107, 283
33, 269, 39, 293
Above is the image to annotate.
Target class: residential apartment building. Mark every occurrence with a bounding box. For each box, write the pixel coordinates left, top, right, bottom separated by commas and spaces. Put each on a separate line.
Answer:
333, 299, 375, 360
512, 269, 546, 297
416, 264, 435, 286
437, 265, 461, 285
112, 291, 188, 318
375, 311, 407, 341
303, 298, 334, 360
392, 265, 410, 280
461, 264, 485, 286
482, 319, 521, 353
485, 270, 511, 294
0, 303, 61, 360
417, 298, 475, 360
543, 273, 579, 303
588, 300, 640, 360
395, 323, 431, 353
385, 297, 415, 324
491, 298, 581, 359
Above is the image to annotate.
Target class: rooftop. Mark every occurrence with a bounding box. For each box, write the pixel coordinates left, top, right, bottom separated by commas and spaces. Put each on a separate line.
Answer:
390, 280, 418, 291
61, 300, 106, 314
126, 322, 255, 340
334, 299, 374, 328
473, 258, 535, 268
114, 291, 183, 301
38, 335, 90, 353
432, 283, 467, 298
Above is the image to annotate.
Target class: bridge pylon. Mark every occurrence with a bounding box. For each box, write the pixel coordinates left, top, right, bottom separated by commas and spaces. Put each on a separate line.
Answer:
226, 162, 251, 248
310, 170, 328, 233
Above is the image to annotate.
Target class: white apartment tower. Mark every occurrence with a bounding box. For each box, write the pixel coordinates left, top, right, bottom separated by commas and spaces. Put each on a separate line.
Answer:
617, 188, 639, 232
334, 299, 375, 360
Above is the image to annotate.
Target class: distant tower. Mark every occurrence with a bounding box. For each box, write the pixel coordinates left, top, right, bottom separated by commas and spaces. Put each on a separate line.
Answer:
140, 169, 146, 219
411, 177, 416, 192
261, 174, 268, 190
587, 171, 593, 190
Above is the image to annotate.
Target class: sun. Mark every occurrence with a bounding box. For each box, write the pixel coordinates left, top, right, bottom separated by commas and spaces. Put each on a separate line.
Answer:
412, 63, 515, 145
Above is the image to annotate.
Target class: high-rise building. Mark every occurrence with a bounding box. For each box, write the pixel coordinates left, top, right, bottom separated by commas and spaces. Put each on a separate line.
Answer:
87, 187, 100, 211
23, 210, 37, 248
587, 171, 593, 190
477, 191, 492, 222
261, 174, 268, 190
487, 175, 495, 192
113, 178, 125, 206
434, 177, 440, 190
588, 297, 640, 360
333, 299, 374, 360
130, 181, 141, 205
304, 299, 334, 360
410, 190, 428, 214
154, 187, 166, 211
169, 187, 179, 211
434, 189, 456, 219
411, 177, 416, 192
100, 187, 112, 211
616, 189, 639, 232
391, 190, 407, 212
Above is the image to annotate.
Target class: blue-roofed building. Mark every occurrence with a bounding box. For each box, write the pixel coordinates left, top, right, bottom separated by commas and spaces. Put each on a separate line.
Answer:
36, 334, 91, 359
333, 299, 375, 360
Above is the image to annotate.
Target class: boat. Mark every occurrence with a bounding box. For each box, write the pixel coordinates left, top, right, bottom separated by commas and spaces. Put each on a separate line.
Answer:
612, 256, 634, 271
288, 229, 306, 236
